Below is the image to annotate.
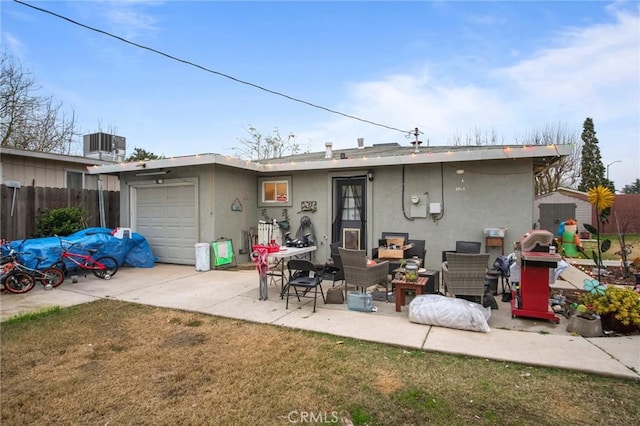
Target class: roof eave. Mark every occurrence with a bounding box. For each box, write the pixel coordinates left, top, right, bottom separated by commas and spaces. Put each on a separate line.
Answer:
86, 144, 572, 175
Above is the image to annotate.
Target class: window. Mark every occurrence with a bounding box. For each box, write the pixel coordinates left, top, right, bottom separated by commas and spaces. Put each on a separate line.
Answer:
66, 171, 83, 190
341, 184, 362, 221
258, 176, 292, 207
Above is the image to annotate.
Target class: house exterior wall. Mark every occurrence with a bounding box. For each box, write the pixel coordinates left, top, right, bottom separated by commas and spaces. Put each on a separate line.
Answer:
118, 164, 259, 261
365, 159, 535, 270
534, 191, 591, 234
1, 152, 120, 191
115, 156, 545, 269
210, 165, 258, 253
253, 159, 537, 270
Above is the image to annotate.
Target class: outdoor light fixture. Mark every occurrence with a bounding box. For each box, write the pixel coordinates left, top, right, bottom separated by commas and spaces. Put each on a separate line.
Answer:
367, 169, 374, 182
135, 170, 170, 177
606, 160, 621, 181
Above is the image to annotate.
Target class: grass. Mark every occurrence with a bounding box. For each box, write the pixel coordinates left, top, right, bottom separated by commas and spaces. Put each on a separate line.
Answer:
581, 233, 640, 261
1, 299, 639, 425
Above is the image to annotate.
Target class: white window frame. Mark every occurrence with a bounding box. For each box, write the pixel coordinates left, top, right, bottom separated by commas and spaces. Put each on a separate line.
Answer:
258, 176, 292, 207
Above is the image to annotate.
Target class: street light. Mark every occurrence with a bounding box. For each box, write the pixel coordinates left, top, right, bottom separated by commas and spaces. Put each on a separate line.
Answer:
606, 160, 621, 181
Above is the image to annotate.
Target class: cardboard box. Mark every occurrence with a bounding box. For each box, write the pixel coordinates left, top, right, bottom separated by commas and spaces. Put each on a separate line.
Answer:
385, 237, 405, 248
378, 237, 414, 259
377, 248, 405, 259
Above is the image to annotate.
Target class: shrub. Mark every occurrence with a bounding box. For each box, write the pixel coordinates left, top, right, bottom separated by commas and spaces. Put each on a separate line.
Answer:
35, 207, 87, 237
579, 286, 640, 326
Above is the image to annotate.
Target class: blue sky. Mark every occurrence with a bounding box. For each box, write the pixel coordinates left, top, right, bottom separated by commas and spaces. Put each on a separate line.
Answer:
2, 1, 639, 188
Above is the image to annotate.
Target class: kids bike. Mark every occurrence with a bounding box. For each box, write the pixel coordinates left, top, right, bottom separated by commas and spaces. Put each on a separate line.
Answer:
1, 249, 65, 293
54, 239, 118, 280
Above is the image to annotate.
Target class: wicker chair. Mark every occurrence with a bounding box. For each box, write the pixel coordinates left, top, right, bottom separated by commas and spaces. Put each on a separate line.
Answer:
338, 247, 389, 294
442, 252, 490, 305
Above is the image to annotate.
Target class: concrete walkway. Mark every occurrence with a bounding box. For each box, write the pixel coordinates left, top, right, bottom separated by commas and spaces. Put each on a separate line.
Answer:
1, 263, 638, 380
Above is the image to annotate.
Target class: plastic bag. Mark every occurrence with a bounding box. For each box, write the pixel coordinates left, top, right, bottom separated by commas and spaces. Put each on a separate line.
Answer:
408, 294, 491, 332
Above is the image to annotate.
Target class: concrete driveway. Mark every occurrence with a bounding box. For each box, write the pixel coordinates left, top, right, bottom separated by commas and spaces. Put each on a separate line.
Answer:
1, 263, 638, 380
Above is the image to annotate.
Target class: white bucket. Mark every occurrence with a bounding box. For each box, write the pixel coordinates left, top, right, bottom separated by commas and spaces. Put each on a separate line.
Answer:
195, 243, 210, 272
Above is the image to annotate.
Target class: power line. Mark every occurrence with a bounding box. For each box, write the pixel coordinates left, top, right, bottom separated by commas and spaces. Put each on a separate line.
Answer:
15, 0, 413, 135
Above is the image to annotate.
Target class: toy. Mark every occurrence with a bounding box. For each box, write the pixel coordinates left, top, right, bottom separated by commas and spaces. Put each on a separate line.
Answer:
557, 219, 584, 257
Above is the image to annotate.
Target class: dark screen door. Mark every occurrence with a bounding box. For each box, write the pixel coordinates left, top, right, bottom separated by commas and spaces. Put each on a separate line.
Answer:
332, 177, 367, 251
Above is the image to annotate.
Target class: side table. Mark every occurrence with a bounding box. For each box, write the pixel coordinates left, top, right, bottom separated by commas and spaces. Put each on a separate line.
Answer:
392, 276, 427, 312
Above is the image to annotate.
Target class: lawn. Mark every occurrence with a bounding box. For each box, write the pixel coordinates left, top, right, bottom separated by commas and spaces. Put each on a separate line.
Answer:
581, 233, 640, 261
1, 300, 639, 425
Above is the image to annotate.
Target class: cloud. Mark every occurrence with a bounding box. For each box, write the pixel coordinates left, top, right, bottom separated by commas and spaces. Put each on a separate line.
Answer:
92, 0, 163, 40
312, 6, 639, 152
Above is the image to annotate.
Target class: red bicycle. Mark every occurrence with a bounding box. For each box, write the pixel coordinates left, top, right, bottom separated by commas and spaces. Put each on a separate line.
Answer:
54, 239, 118, 280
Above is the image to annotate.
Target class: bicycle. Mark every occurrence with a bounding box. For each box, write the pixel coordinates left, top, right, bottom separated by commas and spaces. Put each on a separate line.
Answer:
54, 239, 118, 280
1, 249, 65, 293
1, 267, 36, 294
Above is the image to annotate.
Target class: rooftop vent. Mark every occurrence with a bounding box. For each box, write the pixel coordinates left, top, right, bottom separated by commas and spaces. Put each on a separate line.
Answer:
357, 137, 364, 149
324, 142, 333, 159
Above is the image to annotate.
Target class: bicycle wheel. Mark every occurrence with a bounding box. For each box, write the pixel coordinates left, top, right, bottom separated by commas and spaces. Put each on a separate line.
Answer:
4, 272, 36, 294
92, 256, 118, 279
41, 267, 65, 288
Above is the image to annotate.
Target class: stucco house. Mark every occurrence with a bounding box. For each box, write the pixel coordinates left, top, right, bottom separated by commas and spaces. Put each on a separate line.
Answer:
87, 141, 572, 270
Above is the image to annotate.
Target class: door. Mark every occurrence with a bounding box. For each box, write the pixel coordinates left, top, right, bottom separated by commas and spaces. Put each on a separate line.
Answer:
332, 177, 367, 252
132, 183, 197, 264
539, 203, 576, 235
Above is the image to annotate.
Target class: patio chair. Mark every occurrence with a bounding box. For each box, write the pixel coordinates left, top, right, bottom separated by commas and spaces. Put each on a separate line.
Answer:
321, 242, 345, 286
339, 247, 389, 294
286, 259, 326, 313
442, 252, 490, 305
441, 240, 483, 262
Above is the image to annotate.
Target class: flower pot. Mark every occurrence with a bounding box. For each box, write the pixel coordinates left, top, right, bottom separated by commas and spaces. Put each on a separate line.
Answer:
566, 315, 603, 337
600, 313, 640, 335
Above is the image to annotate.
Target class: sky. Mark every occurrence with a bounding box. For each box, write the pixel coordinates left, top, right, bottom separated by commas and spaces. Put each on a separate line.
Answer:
2, 0, 639, 189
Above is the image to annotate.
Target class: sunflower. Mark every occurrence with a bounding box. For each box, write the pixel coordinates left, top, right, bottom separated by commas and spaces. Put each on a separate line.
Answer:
587, 185, 615, 212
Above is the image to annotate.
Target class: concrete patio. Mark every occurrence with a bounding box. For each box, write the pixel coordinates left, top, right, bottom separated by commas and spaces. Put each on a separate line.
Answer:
1, 262, 638, 380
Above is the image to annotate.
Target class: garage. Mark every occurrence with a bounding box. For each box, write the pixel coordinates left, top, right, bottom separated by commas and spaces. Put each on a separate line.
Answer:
132, 182, 197, 264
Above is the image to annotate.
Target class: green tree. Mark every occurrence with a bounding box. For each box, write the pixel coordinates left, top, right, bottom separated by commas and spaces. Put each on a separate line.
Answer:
578, 118, 611, 192
1, 51, 78, 154
621, 178, 640, 194
126, 147, 165, 162
233, 126, 300, 160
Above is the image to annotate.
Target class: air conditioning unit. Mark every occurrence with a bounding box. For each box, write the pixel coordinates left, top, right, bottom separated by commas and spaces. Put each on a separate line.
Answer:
83, 133, 126, 162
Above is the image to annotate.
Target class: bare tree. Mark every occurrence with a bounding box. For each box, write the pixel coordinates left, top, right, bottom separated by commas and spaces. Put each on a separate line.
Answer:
450, 127, 504, 146
233, 126, 300, 160
514, 123, 582, 194
1, 51, 78, 154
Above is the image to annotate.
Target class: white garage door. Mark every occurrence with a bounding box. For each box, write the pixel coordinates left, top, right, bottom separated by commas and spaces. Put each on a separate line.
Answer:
134, 183, 197, 264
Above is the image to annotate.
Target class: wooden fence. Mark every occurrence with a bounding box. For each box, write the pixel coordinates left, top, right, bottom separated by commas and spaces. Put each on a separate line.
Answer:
1, 184, 120, 241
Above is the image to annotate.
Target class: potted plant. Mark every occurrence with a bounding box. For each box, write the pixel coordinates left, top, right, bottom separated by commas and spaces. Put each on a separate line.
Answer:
578, 285, 640, 334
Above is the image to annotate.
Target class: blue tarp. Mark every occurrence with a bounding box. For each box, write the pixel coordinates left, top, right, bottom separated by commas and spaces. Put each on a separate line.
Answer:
2, 227, 157, 269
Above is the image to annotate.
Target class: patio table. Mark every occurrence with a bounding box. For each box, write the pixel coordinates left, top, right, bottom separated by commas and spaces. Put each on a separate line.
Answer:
267, 246, 317, 299
392, 276, 428, 312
